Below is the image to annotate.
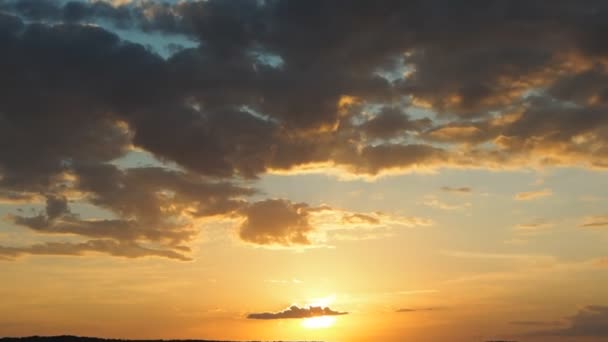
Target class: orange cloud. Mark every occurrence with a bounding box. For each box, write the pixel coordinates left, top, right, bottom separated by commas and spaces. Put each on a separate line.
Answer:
514, 188, 553, 201
247, 305, 347, 320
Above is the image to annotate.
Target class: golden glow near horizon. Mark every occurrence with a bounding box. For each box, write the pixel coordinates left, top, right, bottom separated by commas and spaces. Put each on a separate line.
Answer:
2, 160, 608, 342
301, 316, 336, 329
2, 2, 608, 342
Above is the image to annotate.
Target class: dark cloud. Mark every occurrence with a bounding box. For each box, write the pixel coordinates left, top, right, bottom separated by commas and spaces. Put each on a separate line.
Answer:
239, 199, 313, 246
360, 107, 432, 140
2, 1, 608, 258
0, 239, 190, 261
580, 216, 608, 228
528, 306, 608, 337
510, 320, 562, 326
3, 166, 253, 260
342, 213, 381, 225
237, 202, 431, 246
2, 1, 608, 178
440, 186, 472, 193
247, 305, 347, 320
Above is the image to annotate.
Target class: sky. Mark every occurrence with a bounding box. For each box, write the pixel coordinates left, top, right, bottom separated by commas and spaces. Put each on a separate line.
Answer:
0, 1, 608, 341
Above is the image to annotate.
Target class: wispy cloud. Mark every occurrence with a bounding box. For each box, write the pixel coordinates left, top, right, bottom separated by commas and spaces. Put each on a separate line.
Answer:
526, 306, 608, 337
513, 219, 554, 239
422, 196, 471, 210
440, 186, 472, 194
580, 215, 608, 228
510, 320, 563, 327
247, 305, 347, 320
514, 188, 553, 201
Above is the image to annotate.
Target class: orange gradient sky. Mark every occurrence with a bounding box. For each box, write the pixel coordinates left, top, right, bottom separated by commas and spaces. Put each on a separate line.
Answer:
1, 1, 608, 341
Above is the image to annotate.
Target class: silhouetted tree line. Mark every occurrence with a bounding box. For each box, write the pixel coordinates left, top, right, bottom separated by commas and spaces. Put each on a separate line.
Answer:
0, 336, 323, 342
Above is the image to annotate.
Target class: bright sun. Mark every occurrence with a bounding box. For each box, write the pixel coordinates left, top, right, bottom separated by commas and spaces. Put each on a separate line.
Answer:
301, 316, 336, 329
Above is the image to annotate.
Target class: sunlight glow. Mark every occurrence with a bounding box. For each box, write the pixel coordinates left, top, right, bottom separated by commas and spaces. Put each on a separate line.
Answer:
301, 316, 336, 329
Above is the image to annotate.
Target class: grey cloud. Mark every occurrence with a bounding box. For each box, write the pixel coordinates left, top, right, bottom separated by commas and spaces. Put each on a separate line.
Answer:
360, 107, 432, 140
2, 3, 608, 179
247, 305, 347, 320
549, 67, 608, 106
514, 189, 553, 201
239, 199, 312, 246
440, 186, 472, 193
238, 201, 432, 246
342, 213, 381, 225
580, 216, 608, 228
528, 306, 608, 337
2, 1, 608, 259
7, 166, 253, 260
342, 144, 448, 175
510, 320, 562, 326
0, 239, 191, 261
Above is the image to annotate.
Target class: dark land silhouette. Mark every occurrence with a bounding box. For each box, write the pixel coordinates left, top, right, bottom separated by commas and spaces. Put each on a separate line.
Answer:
0, 337, 323, 342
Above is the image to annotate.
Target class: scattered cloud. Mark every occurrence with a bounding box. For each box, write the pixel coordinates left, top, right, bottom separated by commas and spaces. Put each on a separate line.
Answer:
515, 220, 554, 231
238, 200, 432, 247
514, 189, 553, 201
510, 320, 563, 327
527, 306, 608, 337
580, 215, 608, 228
513, 220, 554, 237
2, 1, 608, 259
238, 199, 313, 246
247, 305, 347, 320
1, 168, 251, 260
507, 219, 554, 244
423, 196, 471, 210
440, 186, 472, 194
0, 240, 191, 261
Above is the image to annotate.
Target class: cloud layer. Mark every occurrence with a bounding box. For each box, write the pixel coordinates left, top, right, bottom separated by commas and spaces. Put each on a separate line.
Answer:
529, 306, 608, 337
1, 0, 608, 259
247, 305, 347, 320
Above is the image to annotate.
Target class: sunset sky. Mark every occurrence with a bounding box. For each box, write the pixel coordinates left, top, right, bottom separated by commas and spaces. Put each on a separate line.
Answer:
1, 1, 608, 341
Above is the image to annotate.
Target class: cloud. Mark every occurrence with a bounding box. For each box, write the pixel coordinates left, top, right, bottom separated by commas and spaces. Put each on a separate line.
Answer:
3, 167, 252, 260
247, 305, 347, 320
528, 306, 608, 337
2, 1, 608, 258
359, 106, 431, 139
514, 188, 553, 201
0, 239, 191, 261
515, 221, 553, 230
510, 320, 562, 327
580, 215, 608, 228
238, 200, 432, 246
440, 186, 472, 194
238, 199, 313, 246
514, 219, 554, 236
423, 196, 471, 210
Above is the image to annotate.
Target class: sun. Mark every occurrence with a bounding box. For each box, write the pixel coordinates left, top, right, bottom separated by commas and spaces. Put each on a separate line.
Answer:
301, 316, 336, 329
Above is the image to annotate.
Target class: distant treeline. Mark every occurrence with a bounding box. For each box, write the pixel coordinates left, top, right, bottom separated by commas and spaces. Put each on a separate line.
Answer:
0, 336, 323, 342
